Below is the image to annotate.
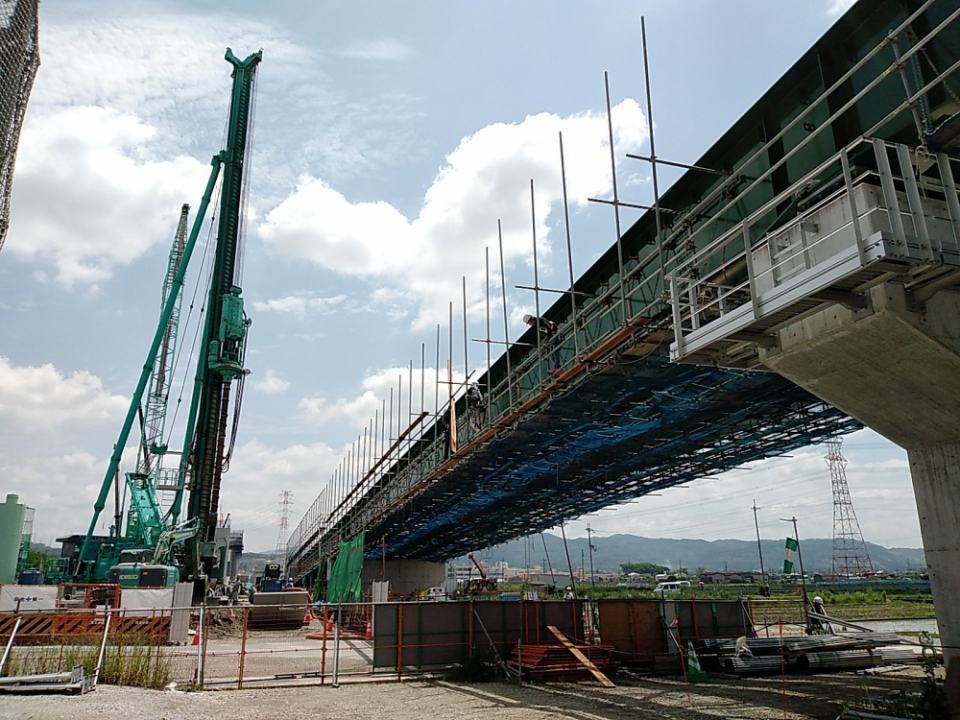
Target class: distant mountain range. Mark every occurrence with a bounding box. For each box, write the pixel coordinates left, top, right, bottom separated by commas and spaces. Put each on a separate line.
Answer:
36, 534, 923, 576
460, 533, 926, 575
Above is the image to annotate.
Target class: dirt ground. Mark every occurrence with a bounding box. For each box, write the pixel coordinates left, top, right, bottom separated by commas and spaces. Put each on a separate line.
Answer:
0, 666, 930, 720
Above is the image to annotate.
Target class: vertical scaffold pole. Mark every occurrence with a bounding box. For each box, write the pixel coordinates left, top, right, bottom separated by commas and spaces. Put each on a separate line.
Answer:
641, 16, 666, 295
530, 179, 543, 386
559, 131, 580, 359
407, 360, 413, 455
485, 247, 492, 398
604, 72, 627, 325
498, 221, 514, 412
434, 325, 440, 449
462, 277, 470, 441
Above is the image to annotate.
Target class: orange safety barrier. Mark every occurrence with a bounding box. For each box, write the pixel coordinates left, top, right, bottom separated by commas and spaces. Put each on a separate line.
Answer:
0, 610, 170, 645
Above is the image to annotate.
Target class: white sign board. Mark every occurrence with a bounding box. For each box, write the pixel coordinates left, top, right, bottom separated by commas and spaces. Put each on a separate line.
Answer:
0, 584, 58, 612
119, 587, 174, 617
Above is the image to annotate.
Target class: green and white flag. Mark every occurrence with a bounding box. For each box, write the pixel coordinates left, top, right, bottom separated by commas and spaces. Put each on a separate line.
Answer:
783, 537, 799, 573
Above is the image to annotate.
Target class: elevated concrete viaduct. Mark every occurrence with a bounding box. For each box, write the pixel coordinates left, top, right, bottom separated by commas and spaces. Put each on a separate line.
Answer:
290, 2, 960, 710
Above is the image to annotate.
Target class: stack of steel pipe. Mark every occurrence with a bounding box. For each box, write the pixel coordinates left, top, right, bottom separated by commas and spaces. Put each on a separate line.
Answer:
699, 637, 785, 655
872, 646, 921, 664
784, 633, 901, 652
703, 632, 919, 676
722, 655, 790, 675
798, 650, 877, 672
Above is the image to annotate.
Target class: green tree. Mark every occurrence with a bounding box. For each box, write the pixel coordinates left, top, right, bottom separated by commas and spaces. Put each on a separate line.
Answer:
25, 548, 52, 571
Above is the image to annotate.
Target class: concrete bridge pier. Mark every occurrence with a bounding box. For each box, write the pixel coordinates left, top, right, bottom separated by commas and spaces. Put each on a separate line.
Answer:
361, 559, 446, 598
758, 282, 960, 711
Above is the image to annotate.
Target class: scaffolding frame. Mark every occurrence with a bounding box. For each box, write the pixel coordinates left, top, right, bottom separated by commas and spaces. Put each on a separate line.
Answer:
288, 0, 960, 578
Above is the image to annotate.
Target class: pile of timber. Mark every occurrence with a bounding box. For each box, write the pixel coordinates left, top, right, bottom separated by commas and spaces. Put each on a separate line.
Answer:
697, 632, 921, 676
509, 642, 616, 683
0, 664, 94, 695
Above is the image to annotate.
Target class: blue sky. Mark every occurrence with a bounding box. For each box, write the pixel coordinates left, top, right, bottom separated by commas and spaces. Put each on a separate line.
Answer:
2, 0, 920, 556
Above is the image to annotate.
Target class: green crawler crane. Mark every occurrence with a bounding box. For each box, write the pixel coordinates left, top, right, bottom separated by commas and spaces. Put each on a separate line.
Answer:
73, 49, 262, 599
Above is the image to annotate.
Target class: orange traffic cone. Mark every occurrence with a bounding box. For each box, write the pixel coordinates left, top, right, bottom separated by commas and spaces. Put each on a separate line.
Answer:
365, 619, 372, 640
326, 615, 334, 631
191, 630, 200, 646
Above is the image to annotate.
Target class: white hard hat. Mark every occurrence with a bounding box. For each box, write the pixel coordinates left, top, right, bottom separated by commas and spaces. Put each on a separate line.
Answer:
813, 596, 823, 604
523, 314, 534, 323
566, 586, 572, 591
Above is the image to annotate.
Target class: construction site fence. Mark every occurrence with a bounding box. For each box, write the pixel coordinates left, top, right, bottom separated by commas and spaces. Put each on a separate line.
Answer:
0, 597, 799, 690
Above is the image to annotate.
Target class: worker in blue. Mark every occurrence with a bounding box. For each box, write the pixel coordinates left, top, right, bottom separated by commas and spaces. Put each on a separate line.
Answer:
524, 314, 563, 375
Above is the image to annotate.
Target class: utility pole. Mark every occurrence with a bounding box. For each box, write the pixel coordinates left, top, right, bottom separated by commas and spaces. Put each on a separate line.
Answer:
781, 516, 809, 609
753, 500, 767, 588
587, 525, 597, 597
540, 533, 556, 586
560, 524, 577, 599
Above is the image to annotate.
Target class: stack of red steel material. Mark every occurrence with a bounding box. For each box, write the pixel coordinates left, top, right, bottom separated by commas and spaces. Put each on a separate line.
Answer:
509, 643, 616, 682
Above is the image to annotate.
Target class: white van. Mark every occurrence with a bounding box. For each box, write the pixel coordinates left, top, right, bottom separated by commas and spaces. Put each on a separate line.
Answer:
653, 581, 690, 594
427, 586, 448, 601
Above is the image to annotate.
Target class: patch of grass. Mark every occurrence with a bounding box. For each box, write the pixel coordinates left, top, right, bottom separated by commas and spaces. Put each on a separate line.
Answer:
3, 636, 171, 690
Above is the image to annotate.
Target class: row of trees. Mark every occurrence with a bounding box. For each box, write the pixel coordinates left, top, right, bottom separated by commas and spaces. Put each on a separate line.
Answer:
620, 562, 670, 575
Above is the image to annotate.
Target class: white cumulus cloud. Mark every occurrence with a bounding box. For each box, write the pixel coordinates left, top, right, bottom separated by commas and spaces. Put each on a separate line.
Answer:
260, 100, 648, 327
252, 293, 348, 318
299, 364, 463, 430
253, 368, 291, 395
0, 356, 127, 431
0, 451, 113, 543
217, 438, 342, 550
337, 38, 414, 62
6, 107, 209, 287
826, 0, 856, 17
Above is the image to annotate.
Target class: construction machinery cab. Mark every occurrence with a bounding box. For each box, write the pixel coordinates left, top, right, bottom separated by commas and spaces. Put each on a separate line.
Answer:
107, 549, 179, 588
260, 562, 283, 592
117, 548, 151, 565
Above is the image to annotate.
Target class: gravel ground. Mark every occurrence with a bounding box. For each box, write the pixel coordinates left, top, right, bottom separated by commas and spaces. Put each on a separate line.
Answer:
0, 667, 929, 720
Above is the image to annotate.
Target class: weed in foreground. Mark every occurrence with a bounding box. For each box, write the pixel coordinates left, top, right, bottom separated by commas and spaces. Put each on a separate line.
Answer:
2, 636, 171, 690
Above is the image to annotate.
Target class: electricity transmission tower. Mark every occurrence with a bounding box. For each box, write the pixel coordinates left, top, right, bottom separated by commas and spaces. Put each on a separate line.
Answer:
827, 439, 874, 578
275, 490, 293, 573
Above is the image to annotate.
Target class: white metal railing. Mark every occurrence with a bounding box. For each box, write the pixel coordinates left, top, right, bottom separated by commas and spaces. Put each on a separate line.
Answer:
670, 138, 960, 363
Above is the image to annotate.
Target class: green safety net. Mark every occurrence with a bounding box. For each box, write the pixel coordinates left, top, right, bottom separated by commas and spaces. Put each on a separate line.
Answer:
326, 532, 364, 602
